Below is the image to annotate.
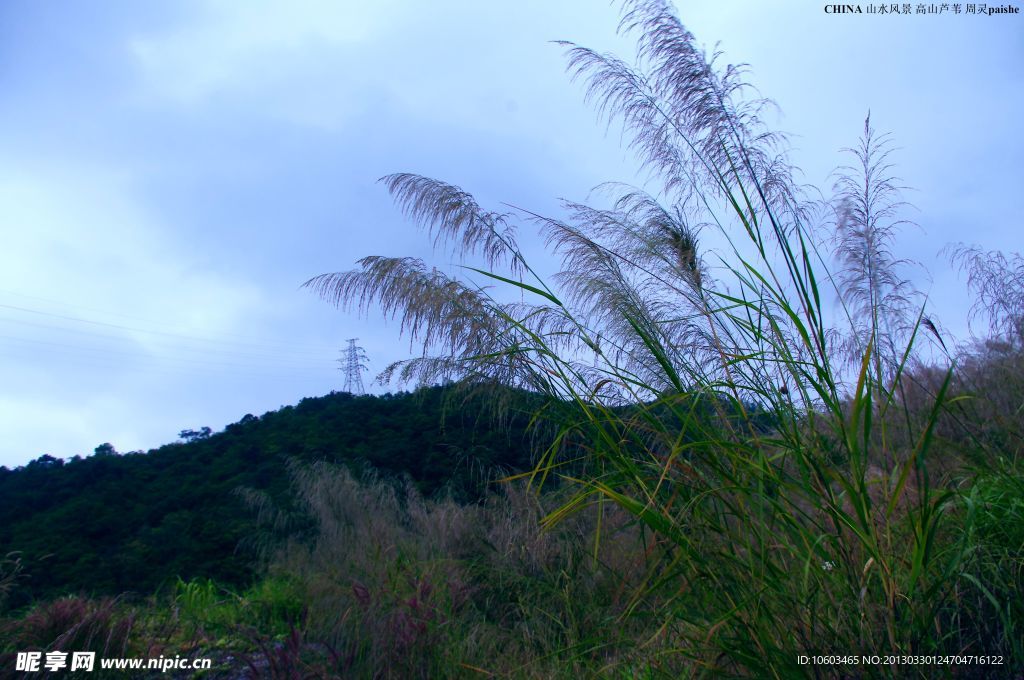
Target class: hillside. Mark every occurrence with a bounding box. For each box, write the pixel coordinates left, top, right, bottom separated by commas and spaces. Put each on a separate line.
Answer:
0, 386, 537, 605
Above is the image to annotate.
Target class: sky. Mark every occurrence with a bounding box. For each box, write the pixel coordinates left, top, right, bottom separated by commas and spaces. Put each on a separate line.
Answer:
1, 1, 1020, 468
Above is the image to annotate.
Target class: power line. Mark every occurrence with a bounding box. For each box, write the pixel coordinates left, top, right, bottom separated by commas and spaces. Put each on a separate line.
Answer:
0, 315, 334, 362
0, 334, 330, 372
0, 289, 341, 351
0, 302, 340, 354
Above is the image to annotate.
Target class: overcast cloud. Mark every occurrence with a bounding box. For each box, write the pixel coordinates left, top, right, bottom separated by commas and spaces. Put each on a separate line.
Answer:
1, 1, 1020, 467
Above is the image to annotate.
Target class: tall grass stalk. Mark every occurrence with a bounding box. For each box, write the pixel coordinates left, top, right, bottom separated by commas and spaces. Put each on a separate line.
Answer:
249, 463, 654, 678
307, 0, 1016, 674
829, 112, 922, 396
0, 553, 22, 614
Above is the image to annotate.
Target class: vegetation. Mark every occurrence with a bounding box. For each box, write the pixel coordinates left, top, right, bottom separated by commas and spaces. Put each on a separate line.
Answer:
2, 0, 1022, 677
0, 387, 537, 605
1, 467, 658, 678
302, 0, 1023, 675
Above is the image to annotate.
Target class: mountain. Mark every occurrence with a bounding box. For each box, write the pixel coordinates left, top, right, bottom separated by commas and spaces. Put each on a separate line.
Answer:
0, 386, 537, 605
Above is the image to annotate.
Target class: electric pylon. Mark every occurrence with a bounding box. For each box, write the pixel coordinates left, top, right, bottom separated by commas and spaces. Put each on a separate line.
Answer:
339, 338, 368, 395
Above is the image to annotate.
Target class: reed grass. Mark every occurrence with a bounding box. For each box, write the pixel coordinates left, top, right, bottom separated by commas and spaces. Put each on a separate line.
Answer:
243, 462, 657, 678
0, 553, 21, 615
302, 1, 1021, 676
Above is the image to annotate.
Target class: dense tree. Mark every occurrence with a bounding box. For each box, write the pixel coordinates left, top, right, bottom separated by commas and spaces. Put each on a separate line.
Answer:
92, 443, 117, 457
0, 386, 538, 605
178, 427, 212, 443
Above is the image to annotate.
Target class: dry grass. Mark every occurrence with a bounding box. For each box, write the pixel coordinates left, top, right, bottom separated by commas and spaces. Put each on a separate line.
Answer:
249, 462, 663, 679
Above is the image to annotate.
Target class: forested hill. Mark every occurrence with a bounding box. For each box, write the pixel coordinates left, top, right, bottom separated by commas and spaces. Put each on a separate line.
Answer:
0, 387, 537, 605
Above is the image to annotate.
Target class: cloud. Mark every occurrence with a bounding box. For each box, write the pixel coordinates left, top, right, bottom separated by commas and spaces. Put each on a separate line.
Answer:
127, 0, 399, 118
0, 165, 262, 336
2, 0, 1020, 468
0, 164, 287, 465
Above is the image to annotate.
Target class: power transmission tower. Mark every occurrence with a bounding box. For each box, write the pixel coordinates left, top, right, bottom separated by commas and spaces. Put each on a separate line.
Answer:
339, 338, 368, 395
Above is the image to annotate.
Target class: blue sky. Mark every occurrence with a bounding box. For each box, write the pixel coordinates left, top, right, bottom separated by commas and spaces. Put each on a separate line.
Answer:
1, 1, 1020, 467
